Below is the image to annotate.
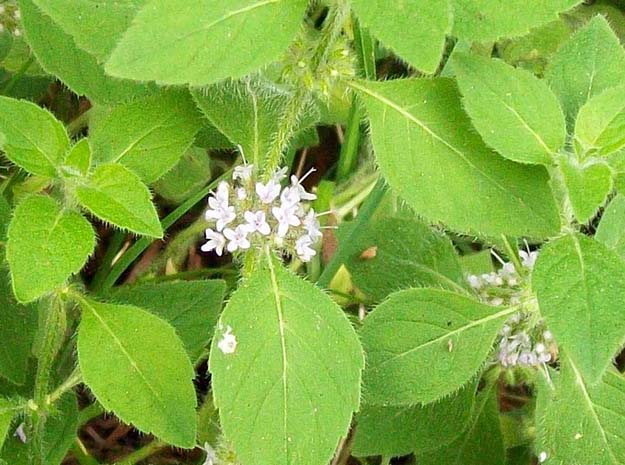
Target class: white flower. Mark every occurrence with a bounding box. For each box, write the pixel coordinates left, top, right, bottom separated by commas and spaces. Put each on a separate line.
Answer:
201, 442, 218, 465
271, 166, 289, 183
467, 275, 482, 289
201, 229, 226, 256
15, 423, 26, 443
218, 326, 237, 354
296, 235, 316, 262
272, 204, 301, 237
233, 164, 254, 181
538, 451, 548, 463
205, 204, 236, 232
256, 180, 281, 204
243, 210, 271, 236
236, 187, 247, 200
210, 181, 229, 208
519, 250, 538, 269
286, 175, 317, 204
224, 225, 251, 252
303, 210, 322, 241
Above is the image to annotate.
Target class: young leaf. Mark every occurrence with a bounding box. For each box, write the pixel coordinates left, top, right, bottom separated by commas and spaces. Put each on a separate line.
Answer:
533, 234, 625, 384
63, 138, 91, 176
0, 96, 69, 177
453, 53, 565, 165
536, 355, 625, 465
360, 288, 514, 405
547, 16, 625, 121
89, 91, 202, 183
109, 279, 226, 363
452, 0, 582, 42
559, 157, 612, 224
7, 195, 95, 303
596, 194, 625, 258
77, 298, 197, 448
575, 85, 625, 157
350, 0, 450, 74
353, 382, 476, 457
106, 0, 309, 86
351, 78, 560, 238
75, 163, 163, 238
18, 0, 154, 104
209, 257, 363, 465
417, 384, 505, 465
0, 273, 37, 385
345, 216, 467, 302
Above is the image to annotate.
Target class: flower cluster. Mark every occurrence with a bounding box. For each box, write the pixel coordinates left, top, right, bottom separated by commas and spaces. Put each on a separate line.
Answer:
201, 165, 322, 262
0, 2, 21, 37
467, 249, 558, 368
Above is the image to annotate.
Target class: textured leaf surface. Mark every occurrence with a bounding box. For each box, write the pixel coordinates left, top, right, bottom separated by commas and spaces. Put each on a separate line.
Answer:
361, 288, 514, 405
209, 258, 363, 465
345, 216, 466, 302
63, 139, 91, 176
596, 194, 625, 258
351, 0, 450, 73
452, 0, 582, 42
76, 163, 162, 238
0, 96, 69, 177
560, 158, 612, 224
0, 196, 10, 242
90, 91, 202, 183
547, 16, 625, 121
106, 0, 308, 85
19, 0, 153, 104
7, 195, 95, 303
353, 383, 476, 457
453, 53, 565, 165
78, 298, 197, 447
536, 356, 625, 465
533, 234, 625, 383
352, 78, 560, 238
575, 85, 625, 157
110, 279, 226, 362
154, 147, 212, 203
0, 399, 13, 451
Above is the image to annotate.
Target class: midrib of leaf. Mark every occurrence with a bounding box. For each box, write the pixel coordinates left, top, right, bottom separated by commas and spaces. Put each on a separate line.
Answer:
376, 304, 517, 368
349, 81, 547, 222
569, 358, 620, 465
111, 112, 178, 164
587, 103, 625, 147
0, 114, 61, 171
571, 235, 597, 373
386, 253, 468, 295
265, 248, 289, 460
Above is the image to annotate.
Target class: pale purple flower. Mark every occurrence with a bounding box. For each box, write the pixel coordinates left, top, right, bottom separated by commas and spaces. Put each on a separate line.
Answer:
201, 229, 226, 256
224, 225, 251, 252
519, 250, 538, 269
271, 166, 289, 183
272, 204, 301, 237
233, 164, 254, 181
218, 326, 237, 354
303, 210, 322, 241
243, 210, 271, 236
256, 180, 281, 204
205, 204, 235, 232
295, 235, 316, 262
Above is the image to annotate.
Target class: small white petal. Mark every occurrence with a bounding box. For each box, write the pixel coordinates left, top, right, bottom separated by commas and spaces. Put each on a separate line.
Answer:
218, 326, 237, 354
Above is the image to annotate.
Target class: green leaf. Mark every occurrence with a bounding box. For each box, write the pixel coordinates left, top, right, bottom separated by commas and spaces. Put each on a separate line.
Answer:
560, 157, 612, 224
546, 16, 625, 121
536, 355, 625, 465
361, 288, 514, 405
0, 399, 15, 451
77, 297, 197, 448
209, 257, 363, 465
345, 215, 467, 302
75, 163, 163, 238
106, 0, 309, 86
109, 279, 226, 363
0, 273, 36, 384
0, 96, 69, 177
353, 382, 476, 457
18, 0, 154, 104
31, 0, 146, 60
63, 138, 91, 176
596, 194, 625, 258
575, 85, 625, 157
0, 197, 10, 242
351, 0, 450, 74
533, 234, 625, 383
453, 53, 565, 165
452, 0, 582, 42
154, 147, 212, 204
90, 91, 202, 183
351, 78, 560, 238
7, 195, 95, 303
417, 384, 505, 465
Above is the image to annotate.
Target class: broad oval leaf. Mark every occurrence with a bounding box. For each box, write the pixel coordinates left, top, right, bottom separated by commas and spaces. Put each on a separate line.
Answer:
77, 298, 197, 448
559, 157, 612, 224
75, 163, 163, 238
106, 0, 309, 86
7, 195, 95, 303
209, 257, 363, 465
352, 78, 560, 238
533, 234, 625, 384
0, 96, 69, 177
351, 0, 450, 74
361, 288, 515, 405
90, 91, 202, 183
453, 53, 565, 165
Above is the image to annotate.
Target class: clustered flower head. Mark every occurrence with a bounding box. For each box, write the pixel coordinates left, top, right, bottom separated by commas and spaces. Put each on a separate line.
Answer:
467, 249, 558, 369
0, 1, 22, 37
201, 164, 323, 263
